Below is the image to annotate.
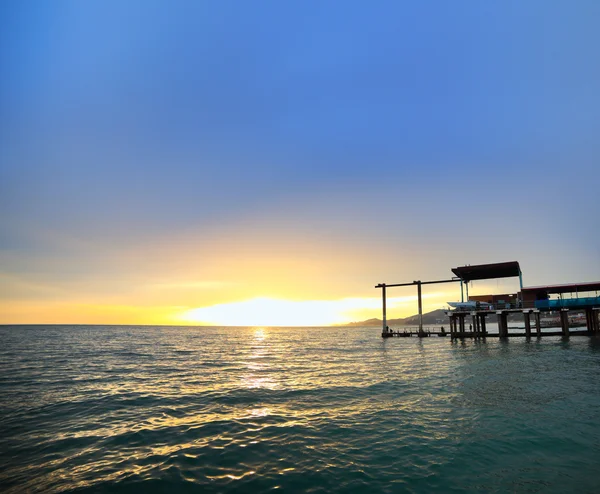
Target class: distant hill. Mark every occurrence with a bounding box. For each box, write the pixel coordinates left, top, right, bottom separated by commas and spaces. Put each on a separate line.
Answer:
343, 309, 449, 327
343, 309, 538, 327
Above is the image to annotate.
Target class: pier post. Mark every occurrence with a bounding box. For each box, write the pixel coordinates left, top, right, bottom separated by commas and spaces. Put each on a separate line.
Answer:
481, 314, 487, 336
470, 312, 475, 337
381, 284, 387, 335
524, 311, 531, 339
459, 314, 465, 338
497, 311, 508, 338
585, 308, 594, 334
560, 309, 569, 337
534, 311, 541, 337
417, 281, 423, 332
518, 268, 524, 308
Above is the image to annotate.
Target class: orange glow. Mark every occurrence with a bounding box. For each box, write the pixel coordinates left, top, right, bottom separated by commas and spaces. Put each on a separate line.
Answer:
176, 294, 444, 327
1, 289, 454, 326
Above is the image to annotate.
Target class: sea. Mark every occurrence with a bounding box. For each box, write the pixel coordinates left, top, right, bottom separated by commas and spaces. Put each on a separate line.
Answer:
2, 324, 600, 493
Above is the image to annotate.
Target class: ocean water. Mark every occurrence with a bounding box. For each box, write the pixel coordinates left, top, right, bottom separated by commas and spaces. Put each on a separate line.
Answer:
2, 325, 600, 493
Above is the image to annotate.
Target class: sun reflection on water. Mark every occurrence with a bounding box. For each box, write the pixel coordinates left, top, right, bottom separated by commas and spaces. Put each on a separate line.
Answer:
248, 407, 271, 418
253, 327, 267, 341
241, 327, 279, 390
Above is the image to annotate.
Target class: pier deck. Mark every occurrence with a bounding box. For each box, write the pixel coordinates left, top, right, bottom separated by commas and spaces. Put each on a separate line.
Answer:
383, 328, 593, 339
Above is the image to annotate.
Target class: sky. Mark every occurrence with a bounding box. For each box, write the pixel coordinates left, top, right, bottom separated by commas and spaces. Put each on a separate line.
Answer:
1, 0, 599, 326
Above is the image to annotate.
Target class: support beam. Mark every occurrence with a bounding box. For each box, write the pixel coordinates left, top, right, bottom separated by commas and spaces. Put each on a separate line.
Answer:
590, 308, 599, 334
381, 284, 387, 334
534, 311, 541, 338
417, 281, 423, 332
481, 315, 487, 336
585, 308, 593, 333
497, 311, 508, 338
560, 309, 569, 337
524, 311, 531, 339
376, 279, 459, 288
518, 269, 524, 308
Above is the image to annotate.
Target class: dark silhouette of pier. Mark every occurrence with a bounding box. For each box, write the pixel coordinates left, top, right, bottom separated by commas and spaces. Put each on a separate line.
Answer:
378, 262, 600, 340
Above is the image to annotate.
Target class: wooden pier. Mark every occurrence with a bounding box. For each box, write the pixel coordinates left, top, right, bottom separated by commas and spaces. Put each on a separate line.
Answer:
443, 306, 600, 340
377, 262, 600, 341
382, 327, 449, 338
382, 328, 594, 339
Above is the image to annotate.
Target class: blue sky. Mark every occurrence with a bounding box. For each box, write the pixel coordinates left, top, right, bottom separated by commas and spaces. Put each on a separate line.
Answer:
1, 1, 599, 324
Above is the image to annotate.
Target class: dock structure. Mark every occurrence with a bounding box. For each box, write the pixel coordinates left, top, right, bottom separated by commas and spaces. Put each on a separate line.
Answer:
375, 278, 460, 334
377, 261, 600, 340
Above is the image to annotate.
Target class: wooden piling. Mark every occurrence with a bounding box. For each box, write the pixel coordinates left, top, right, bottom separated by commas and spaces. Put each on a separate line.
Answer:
524, 311, 531, 339
560, 309, 569, 337
449, 314, 458, 338
498, 311, 508, 338
585, 308, 594, 334
381, 284, 387, 335
417, 281, 423, 333
534, 311, 541, 338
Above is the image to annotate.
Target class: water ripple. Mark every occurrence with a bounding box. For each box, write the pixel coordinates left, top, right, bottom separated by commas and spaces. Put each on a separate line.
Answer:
2, 326, 600, 493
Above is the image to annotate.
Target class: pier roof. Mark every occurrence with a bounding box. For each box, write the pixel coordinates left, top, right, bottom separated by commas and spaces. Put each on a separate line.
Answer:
522, 282, 600, 295
451, 261, 521, 281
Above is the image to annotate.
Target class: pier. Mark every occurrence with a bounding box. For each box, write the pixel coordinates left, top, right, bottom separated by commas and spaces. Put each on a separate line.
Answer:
377, 262, 600, 340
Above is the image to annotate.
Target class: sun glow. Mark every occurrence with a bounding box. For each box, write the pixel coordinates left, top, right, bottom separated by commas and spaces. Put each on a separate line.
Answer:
177, 294, 440, 327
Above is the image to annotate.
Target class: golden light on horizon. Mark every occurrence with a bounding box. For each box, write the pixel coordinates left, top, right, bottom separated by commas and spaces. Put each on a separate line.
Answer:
176, 294, 443, 327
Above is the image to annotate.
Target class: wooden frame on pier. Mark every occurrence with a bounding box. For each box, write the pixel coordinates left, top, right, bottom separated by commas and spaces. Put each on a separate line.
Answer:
375, 278, 461, 334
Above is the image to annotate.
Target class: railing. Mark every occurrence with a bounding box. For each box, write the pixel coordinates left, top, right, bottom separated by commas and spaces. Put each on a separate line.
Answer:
534, 297, 600, 309
447, 297, 600, 312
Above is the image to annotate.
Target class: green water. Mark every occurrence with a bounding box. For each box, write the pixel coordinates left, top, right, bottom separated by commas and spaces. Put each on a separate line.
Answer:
1, 325, 600, 493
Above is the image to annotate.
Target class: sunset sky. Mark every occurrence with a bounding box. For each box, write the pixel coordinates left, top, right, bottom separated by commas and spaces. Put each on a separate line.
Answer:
1, 1, 599, 326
